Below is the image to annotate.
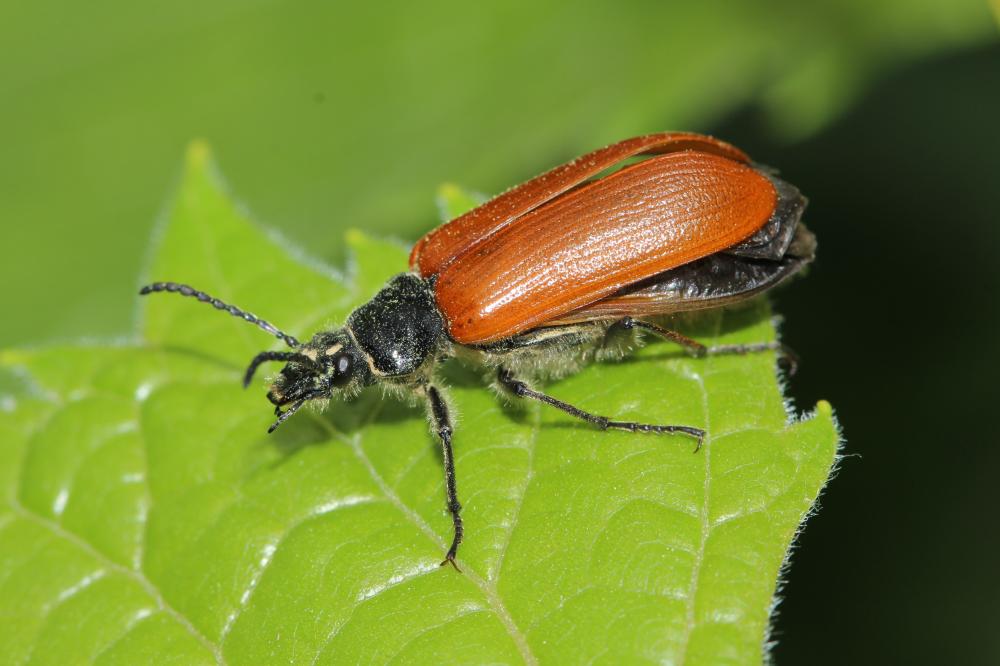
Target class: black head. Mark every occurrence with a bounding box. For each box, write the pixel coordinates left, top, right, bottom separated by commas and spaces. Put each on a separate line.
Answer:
244, 330, 374, 432
266, 329, 370, 398
138, 282, 373, 433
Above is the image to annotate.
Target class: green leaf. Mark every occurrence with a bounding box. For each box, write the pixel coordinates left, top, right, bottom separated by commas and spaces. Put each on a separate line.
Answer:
0, 146, 839, 664
436, 183, 487, 221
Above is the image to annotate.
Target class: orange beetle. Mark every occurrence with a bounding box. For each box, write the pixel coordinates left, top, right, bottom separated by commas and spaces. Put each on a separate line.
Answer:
141, 132, 815, 568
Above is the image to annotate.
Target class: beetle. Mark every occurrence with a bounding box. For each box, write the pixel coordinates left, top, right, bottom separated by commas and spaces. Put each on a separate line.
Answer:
140, 132, 815, 568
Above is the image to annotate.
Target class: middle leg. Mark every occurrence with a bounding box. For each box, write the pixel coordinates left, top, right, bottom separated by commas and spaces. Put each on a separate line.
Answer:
497, 367, 705, 449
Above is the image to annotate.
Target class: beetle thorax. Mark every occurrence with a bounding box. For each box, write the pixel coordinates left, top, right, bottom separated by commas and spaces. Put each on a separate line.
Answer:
346, 273, 446, 379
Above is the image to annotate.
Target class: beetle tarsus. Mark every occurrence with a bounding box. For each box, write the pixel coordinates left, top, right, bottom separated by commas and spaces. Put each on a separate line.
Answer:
440, 543, 462, 571
707, 341, 799, 375
605, 419, 705, 439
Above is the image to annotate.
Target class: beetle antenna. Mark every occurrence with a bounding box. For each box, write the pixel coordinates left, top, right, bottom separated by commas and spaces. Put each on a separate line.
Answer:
139, 282, 300, 348
268, 398, 307, 433
243, 351, 319, 388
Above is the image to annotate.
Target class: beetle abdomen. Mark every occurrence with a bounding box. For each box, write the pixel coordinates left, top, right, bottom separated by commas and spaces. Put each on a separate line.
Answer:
435, 151, 778, 344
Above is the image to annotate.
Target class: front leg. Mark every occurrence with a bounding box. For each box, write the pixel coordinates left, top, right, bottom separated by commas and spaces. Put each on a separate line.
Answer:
425, 385, 463, 570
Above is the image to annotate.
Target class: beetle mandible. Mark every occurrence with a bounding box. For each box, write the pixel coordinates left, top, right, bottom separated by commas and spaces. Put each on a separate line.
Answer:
140, 132, 815, 568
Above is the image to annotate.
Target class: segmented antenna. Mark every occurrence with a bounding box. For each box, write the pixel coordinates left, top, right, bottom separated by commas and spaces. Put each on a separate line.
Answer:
139, 282, 300, 348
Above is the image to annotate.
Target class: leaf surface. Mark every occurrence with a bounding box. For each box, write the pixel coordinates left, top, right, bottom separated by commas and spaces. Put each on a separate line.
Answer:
0, 146, 839, 665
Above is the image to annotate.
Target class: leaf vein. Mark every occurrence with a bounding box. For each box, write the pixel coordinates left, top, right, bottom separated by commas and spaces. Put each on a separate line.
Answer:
307, 410, 538, 666
674, 312, 723, 664
11, 502, 226, 665
492, 403, 541, 585
219, 496, 380, 643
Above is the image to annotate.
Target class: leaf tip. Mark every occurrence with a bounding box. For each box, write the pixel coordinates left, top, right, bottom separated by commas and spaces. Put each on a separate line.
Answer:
185, 139, 213, 170
435, 182, 463, 200
435, 182, 484, 222
815, 399, 833, 417
345, 227, 367, 245
0, 349, 26, 367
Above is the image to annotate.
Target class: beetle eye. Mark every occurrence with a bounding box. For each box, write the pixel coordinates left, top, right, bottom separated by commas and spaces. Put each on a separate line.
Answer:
330, 352, 353, 387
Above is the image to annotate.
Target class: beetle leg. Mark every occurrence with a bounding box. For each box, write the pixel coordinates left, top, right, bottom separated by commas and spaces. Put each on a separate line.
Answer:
618, 317, 798, 374
617, 317, 707, 356
497, 367, 705, 451
705, 341, 799, 375
426, 385, 463, 571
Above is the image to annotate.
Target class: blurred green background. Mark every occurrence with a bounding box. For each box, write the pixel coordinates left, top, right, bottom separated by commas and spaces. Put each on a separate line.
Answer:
2, 1, 998, 663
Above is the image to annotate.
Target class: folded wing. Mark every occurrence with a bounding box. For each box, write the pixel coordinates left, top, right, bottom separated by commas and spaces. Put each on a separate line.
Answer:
434, 151, 779, 344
